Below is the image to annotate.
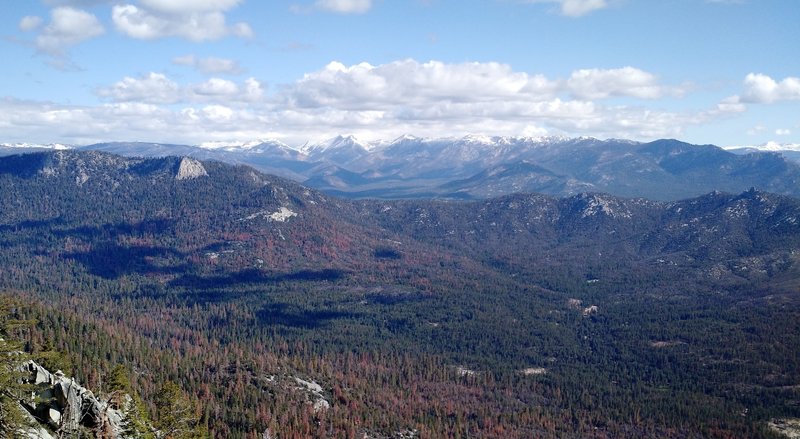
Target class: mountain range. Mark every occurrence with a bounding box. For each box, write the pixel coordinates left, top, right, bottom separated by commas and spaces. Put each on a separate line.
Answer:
1, 150, 799, 437
3, 136, 800, 201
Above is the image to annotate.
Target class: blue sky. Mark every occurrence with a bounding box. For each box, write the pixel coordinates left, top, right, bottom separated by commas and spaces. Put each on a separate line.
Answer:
0, 0, 798, 147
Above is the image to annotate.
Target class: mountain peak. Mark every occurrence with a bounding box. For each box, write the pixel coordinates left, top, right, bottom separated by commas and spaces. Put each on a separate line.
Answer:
389, 134, 424, 145
723, 141, 800, 153
175, 157, 208, 180
198, 138, 295, 152
300, 135, 373, 165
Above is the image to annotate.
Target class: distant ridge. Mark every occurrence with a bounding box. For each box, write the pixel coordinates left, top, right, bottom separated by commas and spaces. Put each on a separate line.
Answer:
3, 136, 800, 201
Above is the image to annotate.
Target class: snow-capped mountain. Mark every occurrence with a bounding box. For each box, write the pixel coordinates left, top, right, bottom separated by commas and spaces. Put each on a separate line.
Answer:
723, 141, 800, 153
1, 142, 73, 150
723, 141, 800, 164
299, 135, 373, 166
3, 135, 800, 201
212, 140, 306, 160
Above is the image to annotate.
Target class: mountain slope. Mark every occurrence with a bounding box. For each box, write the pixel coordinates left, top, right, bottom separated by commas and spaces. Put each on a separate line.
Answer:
1, 150, 799, 438
10, 135, 800, 201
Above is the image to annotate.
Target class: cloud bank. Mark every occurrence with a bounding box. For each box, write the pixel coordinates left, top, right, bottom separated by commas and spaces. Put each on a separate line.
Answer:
0, 59, 739, 145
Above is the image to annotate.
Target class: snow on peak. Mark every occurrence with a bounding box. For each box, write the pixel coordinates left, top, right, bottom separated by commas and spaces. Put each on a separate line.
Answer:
460, 134, 499, 144
723, 141, 800, 152
303, 134, 374, 154
390, 134, 424, 144
198, 139, 296, 152
1, 142, 73, 150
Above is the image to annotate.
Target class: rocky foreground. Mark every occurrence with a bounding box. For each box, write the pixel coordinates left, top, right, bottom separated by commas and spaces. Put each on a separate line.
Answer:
18, 361, 131, 439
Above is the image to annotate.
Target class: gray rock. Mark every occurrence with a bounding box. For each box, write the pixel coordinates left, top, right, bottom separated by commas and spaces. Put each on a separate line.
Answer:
175, 157, 208, 180
18, 360, 130, 437
54, 379, 82, 432
27, 361, 54, 385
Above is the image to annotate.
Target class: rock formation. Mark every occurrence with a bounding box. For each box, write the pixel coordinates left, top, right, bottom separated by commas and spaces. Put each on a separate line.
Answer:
19, 361, 129, 438
175, 157, 208, 180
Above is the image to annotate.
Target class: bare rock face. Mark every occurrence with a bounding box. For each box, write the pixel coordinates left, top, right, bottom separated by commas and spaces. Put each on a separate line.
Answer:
20, 360, 127, 437
175, 157, 208, 180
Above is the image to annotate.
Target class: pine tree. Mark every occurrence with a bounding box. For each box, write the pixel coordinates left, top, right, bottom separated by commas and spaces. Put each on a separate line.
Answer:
0, 296, 33, 437
154, 381, 205, 439
105, 365, 155, 438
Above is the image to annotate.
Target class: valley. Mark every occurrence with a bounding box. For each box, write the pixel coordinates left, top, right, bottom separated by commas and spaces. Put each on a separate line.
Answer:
1, 150, 799, 437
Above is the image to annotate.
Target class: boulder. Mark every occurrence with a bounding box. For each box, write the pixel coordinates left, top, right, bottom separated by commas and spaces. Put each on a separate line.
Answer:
19, 360, 130, 437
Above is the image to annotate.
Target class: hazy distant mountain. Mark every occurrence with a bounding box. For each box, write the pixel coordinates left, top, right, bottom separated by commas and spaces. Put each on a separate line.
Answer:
5, 136, 800, 200
724, 142, 800, 164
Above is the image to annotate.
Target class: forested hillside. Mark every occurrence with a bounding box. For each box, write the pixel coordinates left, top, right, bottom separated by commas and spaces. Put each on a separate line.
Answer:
1, 150, 799, 438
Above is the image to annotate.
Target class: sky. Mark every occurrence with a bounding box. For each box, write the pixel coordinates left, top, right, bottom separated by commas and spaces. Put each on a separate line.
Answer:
0, 0, 798, 147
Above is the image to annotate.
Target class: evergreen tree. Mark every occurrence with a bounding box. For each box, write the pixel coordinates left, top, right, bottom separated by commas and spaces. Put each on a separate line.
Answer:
154, 381, 204, 439
0, 297, 32, 437
105, 365, 155, 438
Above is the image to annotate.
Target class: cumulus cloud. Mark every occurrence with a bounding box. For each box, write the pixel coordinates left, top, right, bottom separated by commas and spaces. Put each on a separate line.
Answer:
566, 67, 676, 99
34, 7, 104, 55
112, 1, 252, 41
138, 0, 243, 14
284, 59, 558, 109
194, 78, 240, 96
97, 73, 182, 104
42, 0, 115, 5
19, 16, 43, 32
315, 0, 372, 13
741, 73, 800, 103
292, 0, 373, 14
97, 72, 263, 104
173, 55, 243, 75
525, 0, 608, 17
776, 128, 791, 136
716, 95, 746, 114
2, 60, 733, 146
0, 98, 266, 145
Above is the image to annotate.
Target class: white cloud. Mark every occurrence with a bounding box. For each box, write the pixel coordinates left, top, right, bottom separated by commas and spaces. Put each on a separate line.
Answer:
231, 22, 254, 38
42, 0, 114, 5
776, 128, 791, 136
741, 73, 800, 103
97, 72, 264, 104
35, 7, 104, 55
285, 59, 558, 109
2, 60, 734, 146
525, 0, 608, 17
19, 16, 43, 32
97, 73, 182, 104
566, 67, 674, 99
173, 55, 243, 75
716, 95, 746, 114
194, 78, 240, 96
138, 0, 242, 14
112, 2, 252, 41
315, 0, 372, 14
243, 78, 265, 101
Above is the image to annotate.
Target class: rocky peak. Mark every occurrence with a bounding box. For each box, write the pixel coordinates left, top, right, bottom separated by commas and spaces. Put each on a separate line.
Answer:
175, 157, 208, 180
